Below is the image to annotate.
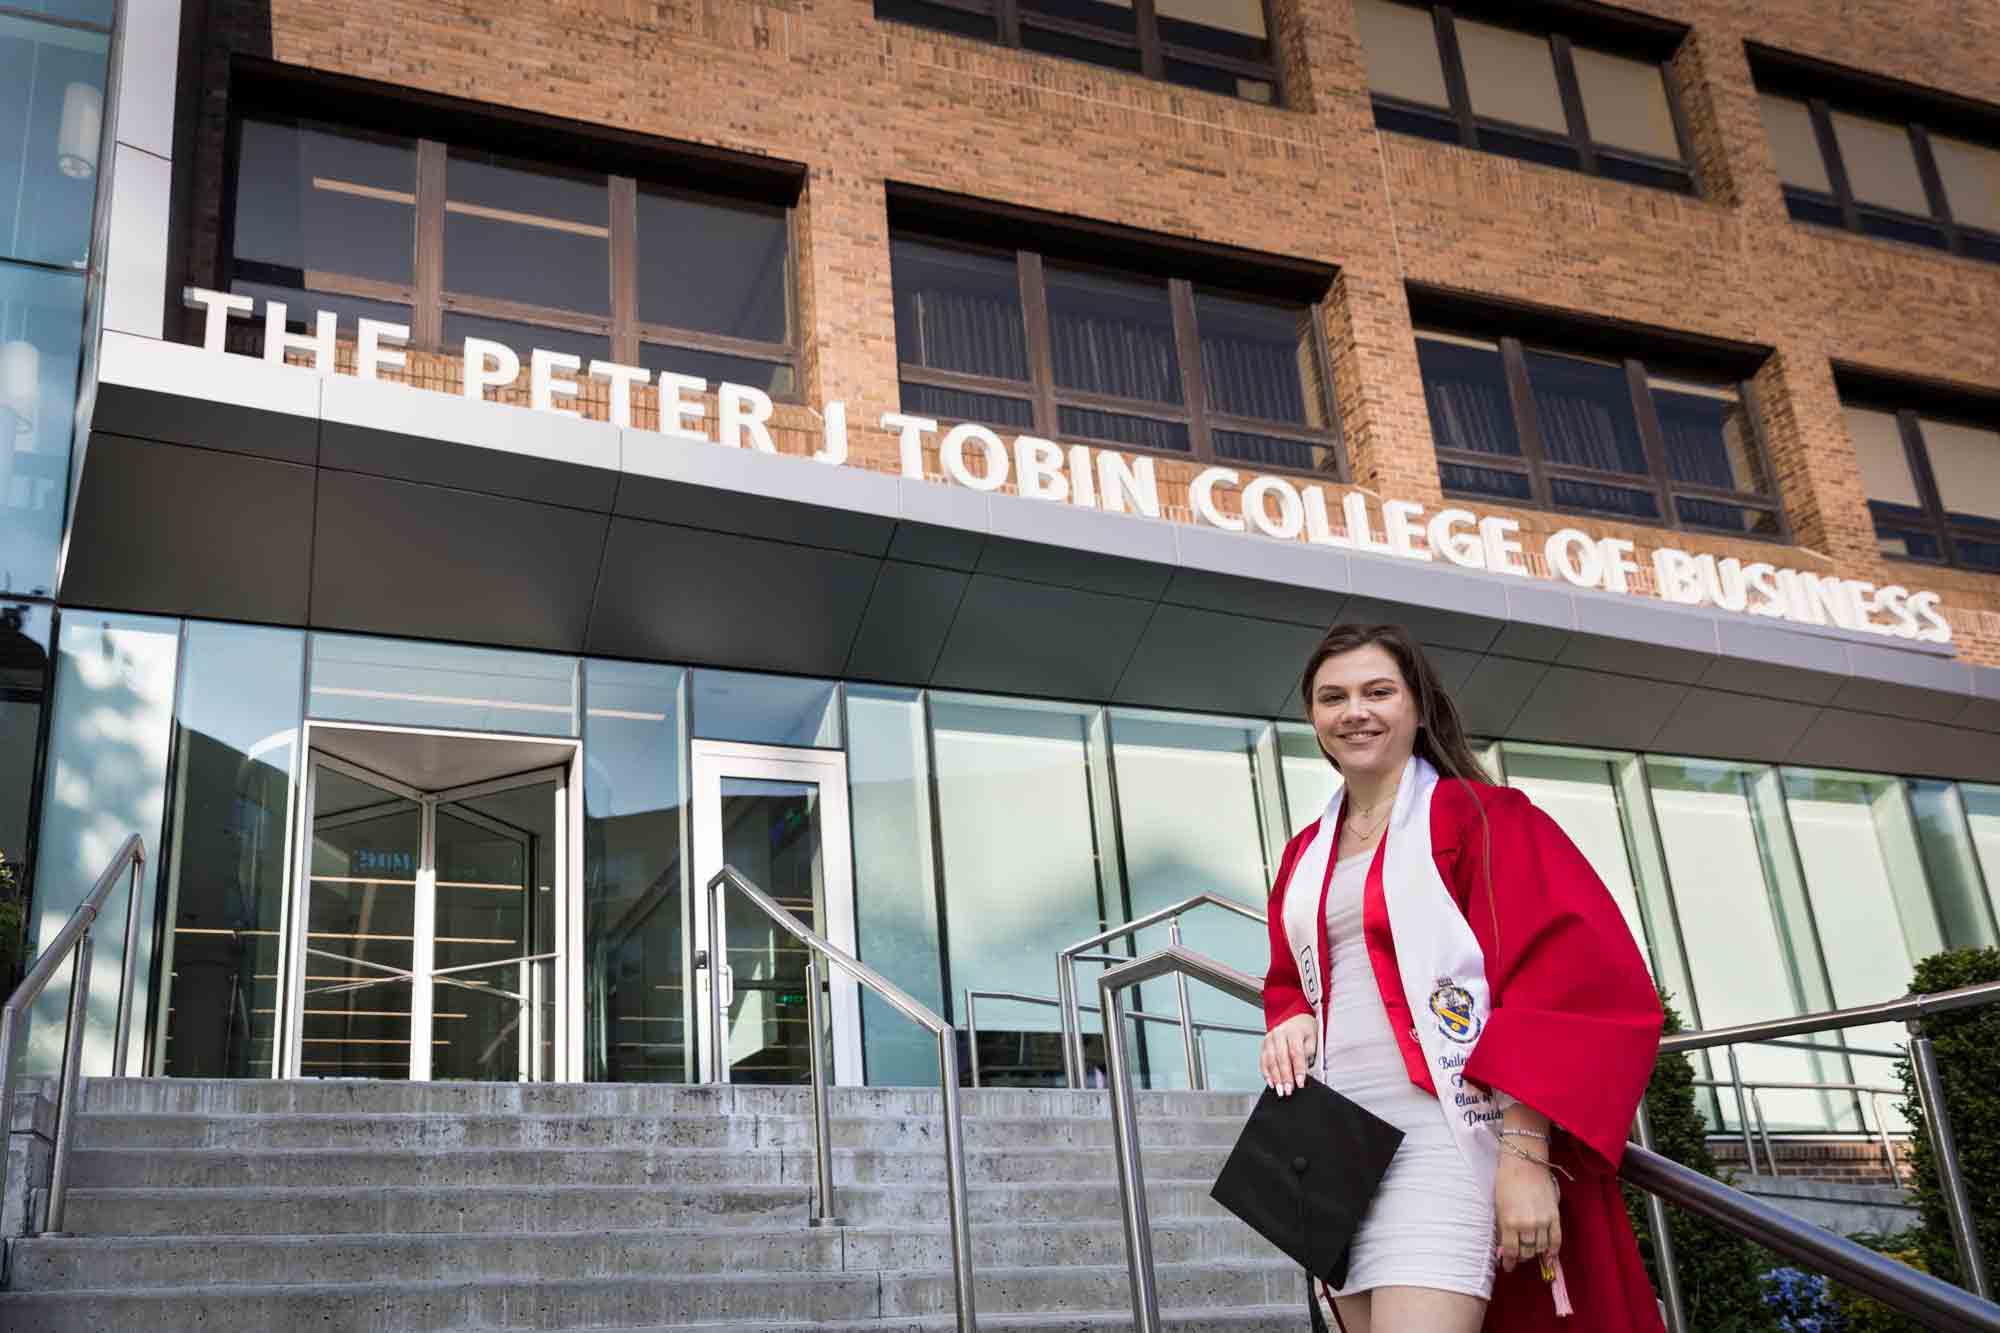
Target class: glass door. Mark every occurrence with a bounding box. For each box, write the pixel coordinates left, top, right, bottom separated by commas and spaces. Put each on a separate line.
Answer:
281, 729, 578, 1081
691, 741, 860, 1086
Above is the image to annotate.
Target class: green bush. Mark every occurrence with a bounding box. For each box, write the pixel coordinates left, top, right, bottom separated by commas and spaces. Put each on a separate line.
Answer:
1896, 947, 2000, 1290
0, 848, 21, 987
1625, 991, 1783, 1332
1826, 1233, 1928, 1333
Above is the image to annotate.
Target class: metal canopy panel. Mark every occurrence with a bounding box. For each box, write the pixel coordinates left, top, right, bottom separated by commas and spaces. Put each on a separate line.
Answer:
67, 336, 2000, 781
311, 725, 570, 791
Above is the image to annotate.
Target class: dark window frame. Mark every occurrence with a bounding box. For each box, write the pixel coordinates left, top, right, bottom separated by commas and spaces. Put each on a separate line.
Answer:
1839, 370, 2000, 573
889, 203, 1346, 480
1414, 291, 1785, 541
1363, 1, 1697, 195
875, 0, 1286, 107
219, 66, 805, 396
1753, 46, 2000, 265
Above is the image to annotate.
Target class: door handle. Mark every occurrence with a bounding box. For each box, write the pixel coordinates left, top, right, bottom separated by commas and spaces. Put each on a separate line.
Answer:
720, 963, 734, 1007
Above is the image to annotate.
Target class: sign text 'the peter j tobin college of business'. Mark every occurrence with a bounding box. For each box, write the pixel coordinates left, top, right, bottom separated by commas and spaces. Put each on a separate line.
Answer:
186, 288, 1954, 645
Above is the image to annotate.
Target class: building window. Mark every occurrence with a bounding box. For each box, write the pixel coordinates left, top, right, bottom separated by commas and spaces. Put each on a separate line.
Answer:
1755, 54, 2000, 264
1843, 396, 2000, 573
1350, 0, 1694, 194
1414, 307, 1780, 536
890, 225, 1342, 476
226, 112, 800, 398
875, 0, 1282, 105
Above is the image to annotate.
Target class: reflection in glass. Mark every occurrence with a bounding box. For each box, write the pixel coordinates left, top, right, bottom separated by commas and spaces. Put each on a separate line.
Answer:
1573, 47, 1678, 159
1056, 404, 1190, 452
1527, 349, 1647, 475
445, 150, 609, 316
641, 344, 795, 400
901, 382, 1036, 430
26, 613, 179, 1076
1417, 333, 1521, 458
1020, 0, 1134, 33
875, 0, 999, 39
1502, 746, 1651, 971
1196, 290, 1322, 426
1760, 95, 1833, 194
1651, 378, 1763, 493
232, 117, 416, 286
691, 670, 841, 748
846, 687, 944, 1085
1352, 0, 1448, 108
1046, 265, 1181, 404
1915, 417, 2000, 524
932, 695, 1116, 1086
156, 624, 304, 1078
584, 660, 690, 1082
1932, 134, 2000, 235
0, 603, 50, 916
1156, 0, 1269, 61
302, 766, 420, 1078
891, 239, 1029, 382
637, 187, 787, 342
1845, 406, 1921, 507
0, 262, 85, 599
1277, 721, 1340, 836
0, 17, 108, 268
1021, 24, 1143, 72
1907, 780, 1997, 951
1965, 785, 2000, 932
719, 777, 826, 1083
1456, 18, 1566, 134
308, 633, 578, 737
1829, 111, 1930, 216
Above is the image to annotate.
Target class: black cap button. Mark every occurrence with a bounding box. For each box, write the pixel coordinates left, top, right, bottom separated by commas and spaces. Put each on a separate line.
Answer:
1291, 1155, 1309, 1174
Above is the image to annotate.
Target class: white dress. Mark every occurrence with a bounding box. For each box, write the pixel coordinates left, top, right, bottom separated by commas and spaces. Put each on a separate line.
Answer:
1321, 849, 1496, 1300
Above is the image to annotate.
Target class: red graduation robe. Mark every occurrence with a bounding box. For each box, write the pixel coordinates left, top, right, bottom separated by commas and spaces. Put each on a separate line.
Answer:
1263, 777, 1665, 1333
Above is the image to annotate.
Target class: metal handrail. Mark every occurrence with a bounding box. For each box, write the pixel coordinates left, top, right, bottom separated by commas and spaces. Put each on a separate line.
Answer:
1055, 892, 1265, 1088
962, 988, 1260, 1089
1092, 944, 2000, 1333
705, 866, 975, 1332
1690, 1077, 1903, 1180
1660, 978, 2000, 1304
0, 834, 147, 1237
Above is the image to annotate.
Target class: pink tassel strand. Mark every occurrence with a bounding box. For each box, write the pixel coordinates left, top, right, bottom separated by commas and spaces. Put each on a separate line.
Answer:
1550, 1255, 1573, 1317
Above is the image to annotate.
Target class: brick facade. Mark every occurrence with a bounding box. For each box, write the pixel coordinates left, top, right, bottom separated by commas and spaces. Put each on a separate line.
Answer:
183, 0, 2000, 665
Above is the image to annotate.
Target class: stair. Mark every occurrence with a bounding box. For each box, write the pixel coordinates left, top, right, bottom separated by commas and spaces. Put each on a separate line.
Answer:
1, 1079, 1303, 1331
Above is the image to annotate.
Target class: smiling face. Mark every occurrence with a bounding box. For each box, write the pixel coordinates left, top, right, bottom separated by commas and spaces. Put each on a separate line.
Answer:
1308, 643, 1420, 787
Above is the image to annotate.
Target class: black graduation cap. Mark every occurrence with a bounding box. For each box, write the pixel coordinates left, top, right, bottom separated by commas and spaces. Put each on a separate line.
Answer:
1210, 1078, 1404, 1327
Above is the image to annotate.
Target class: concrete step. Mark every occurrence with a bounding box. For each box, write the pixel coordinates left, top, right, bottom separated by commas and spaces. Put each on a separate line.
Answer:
8, 1220, 1281, 1290
59, 1179, 1238, 1237
78, 1078, 1257, 1121
64, 1144, 1230, 1190
74, 1110, 1245, 1152
0, 1261, 1303, 1331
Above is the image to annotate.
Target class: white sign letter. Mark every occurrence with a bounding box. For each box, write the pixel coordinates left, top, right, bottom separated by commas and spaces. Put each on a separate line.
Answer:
530, 348, 582, 416
657, 373, 708, 443
588, 361, 650, 430
357, 319, 409, 382
1242, 476, 1304, 540
1427, 509, 1483, 569
463, 338, 521, 401
1478, 516, 1529, 577
719, 381, 777, 452
1543, 529, 1602, 588
1191, 467, 1244, 532
942, 423, 1008, 491
1909, 590, 1952, 644
1097, 451, 1161, 518
1013, 436, 1069, 502
1343, 492, 1394, 553
1305, 488, 1352, 547
1382, 500, 1431, 561
814, 401, 849, 465
263, 302, 337, 377
881, 413, 936, 479
1652, 549, 1705, 605
186, 286, 252, 352
1067, 444, 1097, 508
1598, 538, 1640, 595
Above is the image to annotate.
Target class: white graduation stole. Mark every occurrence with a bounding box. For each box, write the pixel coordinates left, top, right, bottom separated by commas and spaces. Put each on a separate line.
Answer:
1281, 756, 1500, 1177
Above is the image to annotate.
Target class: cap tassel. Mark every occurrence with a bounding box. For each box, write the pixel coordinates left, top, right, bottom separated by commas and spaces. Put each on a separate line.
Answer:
1543, 1254, 1574, 1317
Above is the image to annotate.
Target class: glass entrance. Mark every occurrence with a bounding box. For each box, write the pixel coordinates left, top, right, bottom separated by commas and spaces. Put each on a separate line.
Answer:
282, 726, 577, 1080
691, 742, 861, 1085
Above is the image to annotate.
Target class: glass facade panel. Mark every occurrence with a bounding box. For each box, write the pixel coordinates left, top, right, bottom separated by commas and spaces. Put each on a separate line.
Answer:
1965, 785, 2000, 934
1, 261, 85, 599
846, 687, 945, 1087
1195, 290, 1322, 427
1572, 47, 1678, 160
232, 117, 417, 286
307, 634, 578, 736
931, 695, 1113, 1085
1845, 406, 1922, 507
1932, 133, 2000, 235
1155, 0, 1268, 59
636, 187, 787, 343
1760, 94, 1834, 194
445, 151, 609, 316
1020, 24, 1143, 72
1916, 417, 2000, 524
875, 0, 998, 39
0, 16, 108, 269
691, 670, 841, 748
1352, 0, 1448, 108
1644, 758, 1832, 1130
1045, 265, 1182, 404
891, 239, 1029, 383
0, 601, 49, 987
1455, 18, 1567, 134
1418, 333, 1521, 458
900, 381, 1036, 429
155, 624, 304, 1078
1109, 710, 1278, 1090
1501, 746, 1650, 971
583, 661, 690, 1082
1830, 111, 1931, 216
1056, 404, 1191, 452
1527, 349, 1647, 475
639, 344, 795, 400
1277, 722, 1340, 836
26, 613, 180, 1076
1651, 377, 1763, 493
1907, 780, 1997, 951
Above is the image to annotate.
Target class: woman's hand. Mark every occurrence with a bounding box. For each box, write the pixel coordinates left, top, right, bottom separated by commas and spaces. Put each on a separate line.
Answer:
1493, 1148, 1562, 1273
1258, 1013, 1319, 1095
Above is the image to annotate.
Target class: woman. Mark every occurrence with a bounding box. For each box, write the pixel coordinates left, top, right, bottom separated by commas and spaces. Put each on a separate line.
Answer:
1260, 624, 1664, 1333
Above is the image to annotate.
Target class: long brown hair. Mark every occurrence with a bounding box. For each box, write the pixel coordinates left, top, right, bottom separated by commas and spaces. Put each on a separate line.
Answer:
1297, 623, 1492, 785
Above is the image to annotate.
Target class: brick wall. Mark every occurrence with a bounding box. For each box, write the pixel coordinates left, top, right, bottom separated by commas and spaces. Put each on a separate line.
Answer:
189, 0, 2000, 666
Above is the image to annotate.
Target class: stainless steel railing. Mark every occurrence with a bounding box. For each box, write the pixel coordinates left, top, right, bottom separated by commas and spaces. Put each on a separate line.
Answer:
704, 865, 976, 1332
1055, 892, 1265, 1089
1689, 1077, 1903, 1180
962, 988, 1260, 1089
0, 834, 147, 1237
1092, 943, 2000, 1333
